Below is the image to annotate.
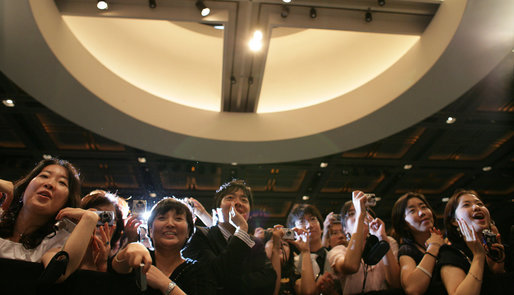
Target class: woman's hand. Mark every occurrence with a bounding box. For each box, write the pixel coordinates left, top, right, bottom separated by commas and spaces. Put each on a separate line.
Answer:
92, 223, 116, 271
124, 216, 142, 243
146, 265, 172, 292
316, 272, 338, 295
289, 228, 310, 253
457, 218, 485, 257
369, 218, 387, 241
118, 242, 152, 273
426, 227, 444, 248
352, 191, 367, 218
56, 207, 97, 223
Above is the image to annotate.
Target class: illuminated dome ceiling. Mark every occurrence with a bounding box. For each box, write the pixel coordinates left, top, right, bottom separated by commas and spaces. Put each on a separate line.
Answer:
0, 0, 512, 163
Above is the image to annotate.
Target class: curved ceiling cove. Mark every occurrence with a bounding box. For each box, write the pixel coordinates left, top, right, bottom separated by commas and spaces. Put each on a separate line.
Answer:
0, 0, 512, 164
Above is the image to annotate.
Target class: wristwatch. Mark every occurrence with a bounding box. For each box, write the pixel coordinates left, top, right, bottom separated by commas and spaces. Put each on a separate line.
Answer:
165, 280, 176, 295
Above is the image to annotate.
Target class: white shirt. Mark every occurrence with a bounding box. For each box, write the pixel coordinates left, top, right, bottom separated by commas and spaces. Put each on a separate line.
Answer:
0, 229, 70, 263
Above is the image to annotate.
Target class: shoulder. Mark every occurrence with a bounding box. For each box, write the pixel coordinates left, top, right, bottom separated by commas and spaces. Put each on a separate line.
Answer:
327, 244, 347, 262
398, 243, 417, 257
438, 244, 469, 271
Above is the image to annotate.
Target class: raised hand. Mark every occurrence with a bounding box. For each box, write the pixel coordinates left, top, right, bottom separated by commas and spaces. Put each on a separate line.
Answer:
56, 207, 95, 223
228, 206, 248, 232
118, 242, 152, 273
289, 228, 310, 253
92, 223, 116, 271
457, 218, 485, 256
369, 217, 387, 240
425, 227, 444, 248
124, 216, 142, 243
352, 191, 367, 217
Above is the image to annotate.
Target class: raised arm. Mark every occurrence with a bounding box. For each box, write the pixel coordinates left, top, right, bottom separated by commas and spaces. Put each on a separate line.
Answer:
321, 212, 334, 248
369, 218, 401, 288
291, 229, 316, 295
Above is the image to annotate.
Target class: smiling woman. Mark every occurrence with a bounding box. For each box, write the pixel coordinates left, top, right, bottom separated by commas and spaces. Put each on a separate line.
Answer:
0, 158, 81, 262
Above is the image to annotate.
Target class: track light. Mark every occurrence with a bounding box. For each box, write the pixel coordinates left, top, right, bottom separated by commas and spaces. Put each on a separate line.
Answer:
365, 9, 372, 22
281, 5, 289, 18
378, 0, 385, 6
149, 0, 156, 9
196, 1, 210, 17
97, 1, 108, 10
310, 7, 317, 19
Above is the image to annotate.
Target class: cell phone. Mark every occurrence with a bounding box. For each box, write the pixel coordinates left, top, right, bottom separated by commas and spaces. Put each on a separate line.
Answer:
134, 264, 147, 292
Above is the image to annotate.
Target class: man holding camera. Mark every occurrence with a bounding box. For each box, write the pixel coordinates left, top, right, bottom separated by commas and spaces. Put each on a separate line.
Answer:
182, 180, 275, 295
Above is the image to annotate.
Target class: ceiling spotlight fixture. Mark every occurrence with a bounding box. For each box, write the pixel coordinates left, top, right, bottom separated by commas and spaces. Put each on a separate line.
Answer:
320, 162, 328, 168
302, 195, 310, 201
149, 192, 157, 198
403, 164, 413, 170
446, 116, 457, 124
2, 99, 15, 107
282, 0, 292, 3
248, 30, 263, 52
149, 0, 156, 9
213, 25, 224, 30
42, 154, 52, 160
365, 9, 372, 22
378, 0, 386, 6
196, 1, 210, 17
138, 157, 147, 163
482, 166, 492, 172
281, 5, 290, 18
231, 162, 238, 166
310, 7, 317, 19
442, 197, 449, 203
97, 1, 108, 10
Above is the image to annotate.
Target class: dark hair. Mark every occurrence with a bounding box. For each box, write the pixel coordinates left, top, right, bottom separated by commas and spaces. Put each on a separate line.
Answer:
263, 235, 295, 279
286, 204, 323, 229
444, 189, 483, 244
213, 179, 253, 209
391, 192, 435, 243
147, 198, 194, 249
81, 190, 124, 246
340, 200, 376, 233
0, 158, 81, 249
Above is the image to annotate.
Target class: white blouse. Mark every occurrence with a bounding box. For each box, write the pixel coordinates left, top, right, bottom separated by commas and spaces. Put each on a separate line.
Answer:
0, 229, 70, 263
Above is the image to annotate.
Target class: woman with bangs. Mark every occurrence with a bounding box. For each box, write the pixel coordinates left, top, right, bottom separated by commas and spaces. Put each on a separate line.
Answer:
112, 198, 213, 295
391, 192, 445, 295
439, 189, 513, 295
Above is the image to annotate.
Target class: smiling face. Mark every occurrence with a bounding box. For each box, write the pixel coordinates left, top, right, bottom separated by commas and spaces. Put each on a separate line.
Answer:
219, 188, 251, 222
150, 209, 189, 250
454, 193, 491, 233
404, 197, 434, 234
22, 164, 70, 217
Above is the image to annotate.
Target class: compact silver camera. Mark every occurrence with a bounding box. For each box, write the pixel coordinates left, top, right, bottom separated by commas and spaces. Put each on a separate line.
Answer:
282, 228, 296, 240
364, 193, 377, 208
95, 211, 115, 226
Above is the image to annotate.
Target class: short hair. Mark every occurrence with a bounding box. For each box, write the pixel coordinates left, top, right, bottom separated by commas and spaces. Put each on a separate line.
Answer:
0, 158, 81, 249
81, 190, 124, 246
444, 189, 483, 244
213, 179, 253, 209
391, 192, 435, 243
286, 204, 323, 229
147, 198, 194, 249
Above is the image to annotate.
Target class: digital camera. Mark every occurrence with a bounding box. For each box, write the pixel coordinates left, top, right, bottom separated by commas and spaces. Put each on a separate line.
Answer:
482, 229, 501, 261
364, 193, 377, 207
95, 211, 115, 226
282, 228, 296, 240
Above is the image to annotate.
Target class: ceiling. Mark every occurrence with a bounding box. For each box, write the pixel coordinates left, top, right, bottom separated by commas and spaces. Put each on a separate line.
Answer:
0, 0, 513, 235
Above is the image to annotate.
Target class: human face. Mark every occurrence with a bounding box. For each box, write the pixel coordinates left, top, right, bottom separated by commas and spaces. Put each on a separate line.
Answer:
254, 227, 265, 240
329, 223, 345, 248
22, 164, 70, 217
344, 204, 372, 235
219, 189, 251, 221
404, 197, 434, 234
294, 213, 321, 242
454, 193, 490, 233
150, 210, 189, 249
265, 239, 291, 266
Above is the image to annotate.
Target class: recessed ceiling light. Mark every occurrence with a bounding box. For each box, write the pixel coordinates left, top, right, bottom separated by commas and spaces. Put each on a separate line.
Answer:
97, 1, 108, 10
442, 197, 449, 202
482, 166, 492, 172
149, 192, 157, 198
2, 99, 15, 107
42, 154, 52, 160
231, 162, 238, 166
446, 116, 457, 124
403, 164, 413, 170
137, 157, 147, 163
320, 162, 328, 168
302, 195, 310, 201
213, 25, 224, 30
282, 0, 292, 3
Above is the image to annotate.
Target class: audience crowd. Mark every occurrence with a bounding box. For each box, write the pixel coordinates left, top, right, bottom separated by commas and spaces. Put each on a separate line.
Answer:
0, 158, 512, 294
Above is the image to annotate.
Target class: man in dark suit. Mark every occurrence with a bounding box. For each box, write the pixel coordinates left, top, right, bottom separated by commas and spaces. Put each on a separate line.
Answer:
182, 180, 276, 295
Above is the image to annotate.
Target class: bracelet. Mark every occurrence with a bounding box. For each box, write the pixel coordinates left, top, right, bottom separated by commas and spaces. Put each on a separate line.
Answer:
427, 242, 442, 248
416, 265, 432, 278
165, 280, 177, 295
424, 251, 438, 261
468, 271, 482, 281
114, 254, 126, 263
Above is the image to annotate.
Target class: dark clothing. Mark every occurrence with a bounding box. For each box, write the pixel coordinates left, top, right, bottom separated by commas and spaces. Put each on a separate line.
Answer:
182, 225, 276, 295
398, 242, 446, 295
146, 250, 214, 295
437, 241, 514, 295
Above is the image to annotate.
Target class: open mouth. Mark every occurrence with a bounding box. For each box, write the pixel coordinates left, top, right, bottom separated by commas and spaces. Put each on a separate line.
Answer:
37, 190, 52, 199
472, 212, 485, 220
163, 231, 177, 237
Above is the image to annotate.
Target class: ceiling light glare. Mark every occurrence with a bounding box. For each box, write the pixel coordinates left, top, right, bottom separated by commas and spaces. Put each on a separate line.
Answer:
442, 197, 449, 203
446, 116, 457, 124
97, 1, 108, 10
282, 0, 292, 3
138, 157, 147, 163
253, 30, 263, 41
249, 33, 263, 52
149, 192, 157, 198
213, 25, 224, 30
42, 154, 52, 160
231, 162, 238, 166
482, 166, 492, 172
403, 164, 413, 170
302, 195, 310, 201
196, 1, 210, 17
320, 162, 328, 168
2, 99, 15, 107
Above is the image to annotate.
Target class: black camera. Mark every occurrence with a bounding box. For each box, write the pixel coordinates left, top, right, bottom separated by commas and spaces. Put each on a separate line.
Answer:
482, 229, 501, 261
95, 211, 115, 226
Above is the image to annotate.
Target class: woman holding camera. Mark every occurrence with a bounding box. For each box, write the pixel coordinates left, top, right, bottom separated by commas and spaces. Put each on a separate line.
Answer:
328, 191, 400, 294
112, 198, 213, 295
391, 192, 445, 295
439, 190, 513, 295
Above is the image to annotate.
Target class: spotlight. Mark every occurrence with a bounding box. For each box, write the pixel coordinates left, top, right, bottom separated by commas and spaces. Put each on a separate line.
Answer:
310, 7, 317, 19
149, 0, 156, 9
446, 116, 457, 124
2, 99, 15, 107
196, 1, 210, 17
378, 0, 385, 6
137, 157, 147, 163
365, 9, 372, 22
282, 0, 292, 3
302, 195, 310, 201
281, 5, 289, 18
482, 166, 492, 172
97, 1, 108, 10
